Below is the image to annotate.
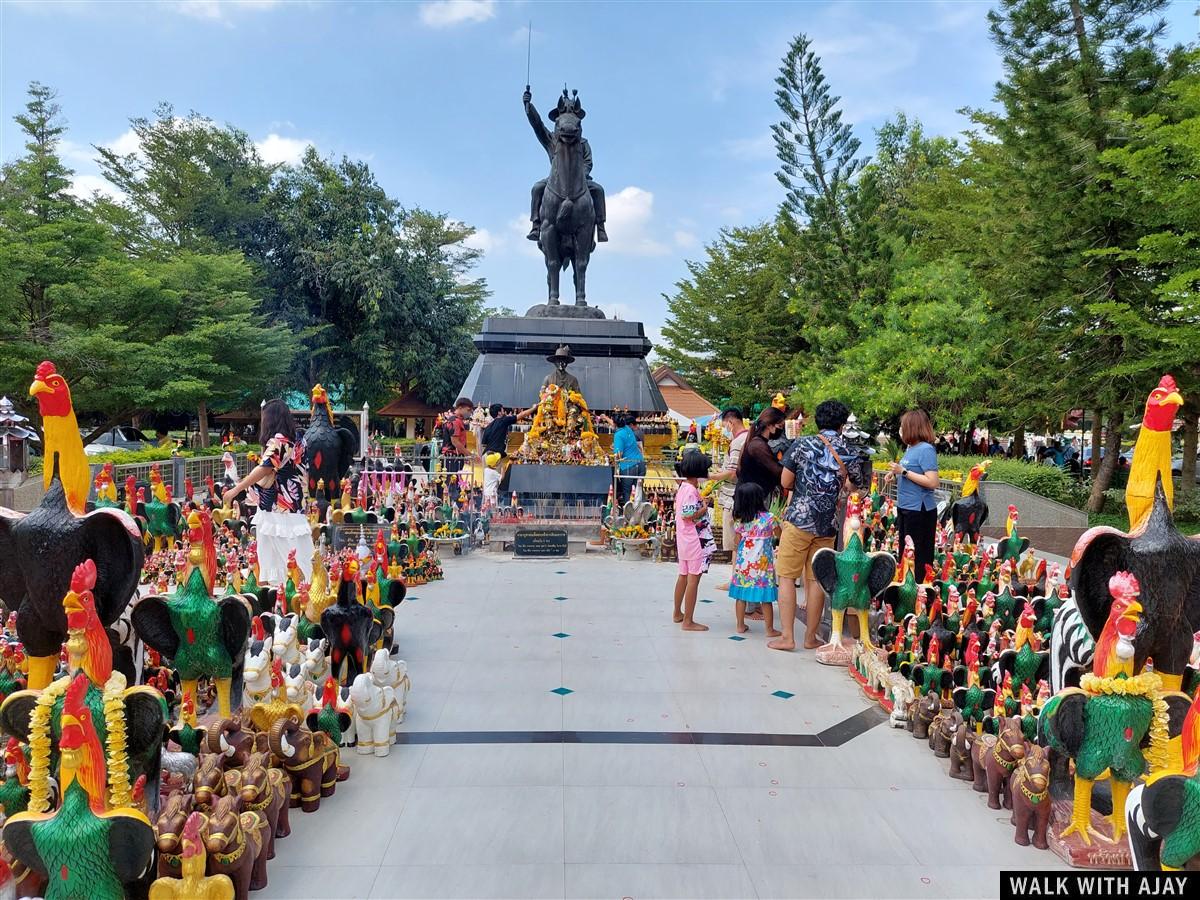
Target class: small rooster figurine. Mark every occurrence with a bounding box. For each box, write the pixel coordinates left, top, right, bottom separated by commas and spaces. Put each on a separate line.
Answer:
148, 811, 234, 900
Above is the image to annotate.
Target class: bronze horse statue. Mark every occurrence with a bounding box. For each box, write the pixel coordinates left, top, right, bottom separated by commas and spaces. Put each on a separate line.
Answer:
525, 88, 599, 306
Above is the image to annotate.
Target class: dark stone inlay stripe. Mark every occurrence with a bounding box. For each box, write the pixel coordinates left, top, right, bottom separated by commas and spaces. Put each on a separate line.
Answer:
392, 707, 885, 747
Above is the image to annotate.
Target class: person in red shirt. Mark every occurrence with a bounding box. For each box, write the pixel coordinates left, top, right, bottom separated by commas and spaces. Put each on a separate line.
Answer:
441, 397, 474, 473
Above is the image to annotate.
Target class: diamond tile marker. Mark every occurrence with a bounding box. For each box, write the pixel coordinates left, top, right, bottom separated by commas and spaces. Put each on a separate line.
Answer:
551, 686, 574, 696
771, 690, 795, 699
553, 595, 568, 602
699, 598, 714, 604
728, 635, 746, 642
552, 632, 570, 639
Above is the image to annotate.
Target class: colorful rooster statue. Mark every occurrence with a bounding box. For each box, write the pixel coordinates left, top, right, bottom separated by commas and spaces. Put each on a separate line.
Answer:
304, 384, 358, 509
90, 463, 119, 511
881, 536, 919, 624
1040, 572, 1170, 845
131, 535, 252, 720
1070, 480, 1200, 692
992, 601, 1048, 696
0, 362, 144, 690
0, 737, 30, 817
1127, 375, 1184, 532
810, 511, 896, 661
995, 505, 1029, 564
1, 672, 156, 900
305, 676, 352, 747
943, 460, 990, 546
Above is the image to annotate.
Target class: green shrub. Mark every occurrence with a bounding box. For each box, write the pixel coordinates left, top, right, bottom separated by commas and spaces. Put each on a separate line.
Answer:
935, 454, 1081, 506
29, 444, 261, 474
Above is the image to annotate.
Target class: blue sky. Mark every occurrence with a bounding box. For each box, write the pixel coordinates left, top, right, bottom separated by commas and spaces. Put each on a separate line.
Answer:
3, 0, 1199, 352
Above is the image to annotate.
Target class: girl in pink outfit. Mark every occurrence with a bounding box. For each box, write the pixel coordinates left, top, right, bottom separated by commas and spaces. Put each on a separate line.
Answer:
672, 450, 712, 632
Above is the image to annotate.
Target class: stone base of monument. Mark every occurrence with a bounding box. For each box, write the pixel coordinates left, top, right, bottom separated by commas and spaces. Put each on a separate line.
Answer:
525, 303, 606, 320
814, 638, 855, 666
460, 315, 666, 412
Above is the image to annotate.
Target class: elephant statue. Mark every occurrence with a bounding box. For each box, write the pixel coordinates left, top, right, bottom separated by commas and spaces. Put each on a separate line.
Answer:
369, 648, 410, 730
238, 750, 290, 858
350, 672, 396, 756
267, 712, 348, 813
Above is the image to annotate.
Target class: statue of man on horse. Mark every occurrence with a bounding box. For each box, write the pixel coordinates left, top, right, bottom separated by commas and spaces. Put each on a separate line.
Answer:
523, 86, 608, 306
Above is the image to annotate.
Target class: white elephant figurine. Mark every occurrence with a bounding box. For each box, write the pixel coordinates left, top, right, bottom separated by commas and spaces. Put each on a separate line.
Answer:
369, 648, 410, 731
887, 677, 915, 729
350, 672, 396, 757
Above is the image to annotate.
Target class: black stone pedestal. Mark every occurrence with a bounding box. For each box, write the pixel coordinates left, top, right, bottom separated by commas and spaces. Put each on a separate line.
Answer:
500, 463, 612, 516
459, 315, 666, 412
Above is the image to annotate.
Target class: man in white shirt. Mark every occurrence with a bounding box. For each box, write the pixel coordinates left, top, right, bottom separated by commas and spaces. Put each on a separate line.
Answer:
710, 407, 749, 594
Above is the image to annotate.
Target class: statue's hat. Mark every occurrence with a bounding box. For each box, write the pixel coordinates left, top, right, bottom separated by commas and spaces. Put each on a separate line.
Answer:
547, 344, 575, 365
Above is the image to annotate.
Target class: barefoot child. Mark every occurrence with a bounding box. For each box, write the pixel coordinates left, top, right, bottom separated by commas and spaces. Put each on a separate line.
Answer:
672, 450, 712, 631
728, 482, 780, 637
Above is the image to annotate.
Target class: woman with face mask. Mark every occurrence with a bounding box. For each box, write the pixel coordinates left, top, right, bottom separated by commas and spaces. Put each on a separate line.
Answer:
737, 407, 787, 503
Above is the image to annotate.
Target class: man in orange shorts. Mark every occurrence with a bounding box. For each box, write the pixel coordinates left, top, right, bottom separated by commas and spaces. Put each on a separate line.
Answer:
770, 400, 863, 651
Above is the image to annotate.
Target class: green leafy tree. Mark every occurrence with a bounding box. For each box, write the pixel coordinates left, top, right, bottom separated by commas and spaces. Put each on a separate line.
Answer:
659, 223, 804, 409
263, 149, 486, 407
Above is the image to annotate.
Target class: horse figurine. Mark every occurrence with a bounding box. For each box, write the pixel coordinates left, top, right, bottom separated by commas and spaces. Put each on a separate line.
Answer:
972, 716, 1026, 811
1009, 743, 1051, 849
911, 692, 940, 740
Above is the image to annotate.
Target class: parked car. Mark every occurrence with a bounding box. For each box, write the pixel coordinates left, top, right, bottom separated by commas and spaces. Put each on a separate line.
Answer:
1171, 452, 1200, 483
84, 426, 151, 455
1081, 447, 1133, 470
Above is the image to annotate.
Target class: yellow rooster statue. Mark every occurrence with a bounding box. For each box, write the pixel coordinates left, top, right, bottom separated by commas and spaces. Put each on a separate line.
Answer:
1126, 375, 1184, 532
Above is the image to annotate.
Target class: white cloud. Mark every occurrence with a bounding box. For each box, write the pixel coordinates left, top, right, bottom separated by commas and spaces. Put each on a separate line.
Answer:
507, 214, 544, 259
418, 0, 495, 29
67, 174, 123, 202
604, 186, 669, 257
58, 139, 97, 167
462, 227, 499, 255
673, 230, 699, 250
106, 128, 142, 158
255, 133, 314, 166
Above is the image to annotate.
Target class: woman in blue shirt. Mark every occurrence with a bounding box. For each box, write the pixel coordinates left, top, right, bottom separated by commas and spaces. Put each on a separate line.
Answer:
612, 413, 646, 507
887, 409, 940, 582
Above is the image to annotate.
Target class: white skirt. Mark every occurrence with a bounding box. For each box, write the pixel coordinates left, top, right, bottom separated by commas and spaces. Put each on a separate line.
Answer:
252, 509, 314, 586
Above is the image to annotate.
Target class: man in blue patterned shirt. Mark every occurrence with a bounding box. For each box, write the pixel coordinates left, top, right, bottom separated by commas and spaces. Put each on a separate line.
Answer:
769, 399, 864, 651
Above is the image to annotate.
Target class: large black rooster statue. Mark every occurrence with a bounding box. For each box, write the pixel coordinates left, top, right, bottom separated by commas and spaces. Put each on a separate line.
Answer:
303, 384, 358, 513
0, 362, 145, 690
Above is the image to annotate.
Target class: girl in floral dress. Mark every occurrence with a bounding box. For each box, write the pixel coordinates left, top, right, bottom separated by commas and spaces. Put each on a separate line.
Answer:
729, 482, 780, 637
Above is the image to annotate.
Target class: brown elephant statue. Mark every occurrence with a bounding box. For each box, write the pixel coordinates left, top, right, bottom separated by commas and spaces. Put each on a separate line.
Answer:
206, 715, 262, 767
154, 790, 195, 878
201, 792, 267, 900
928, 708, 960, 758
1009, 744, 1051, 849
948, 721, 976, 782
240, 750, 291, 856
972, 716, 1025, 811
268, 712, 349, 813
911, 692, 940, 740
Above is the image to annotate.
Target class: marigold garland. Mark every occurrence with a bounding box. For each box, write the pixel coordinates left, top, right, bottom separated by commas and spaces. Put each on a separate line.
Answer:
103, 672, 132, 808
25, 672, 134, 813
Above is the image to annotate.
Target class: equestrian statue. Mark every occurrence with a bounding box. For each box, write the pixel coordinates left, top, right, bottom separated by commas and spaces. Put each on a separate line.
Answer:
524, 86, 607, 306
